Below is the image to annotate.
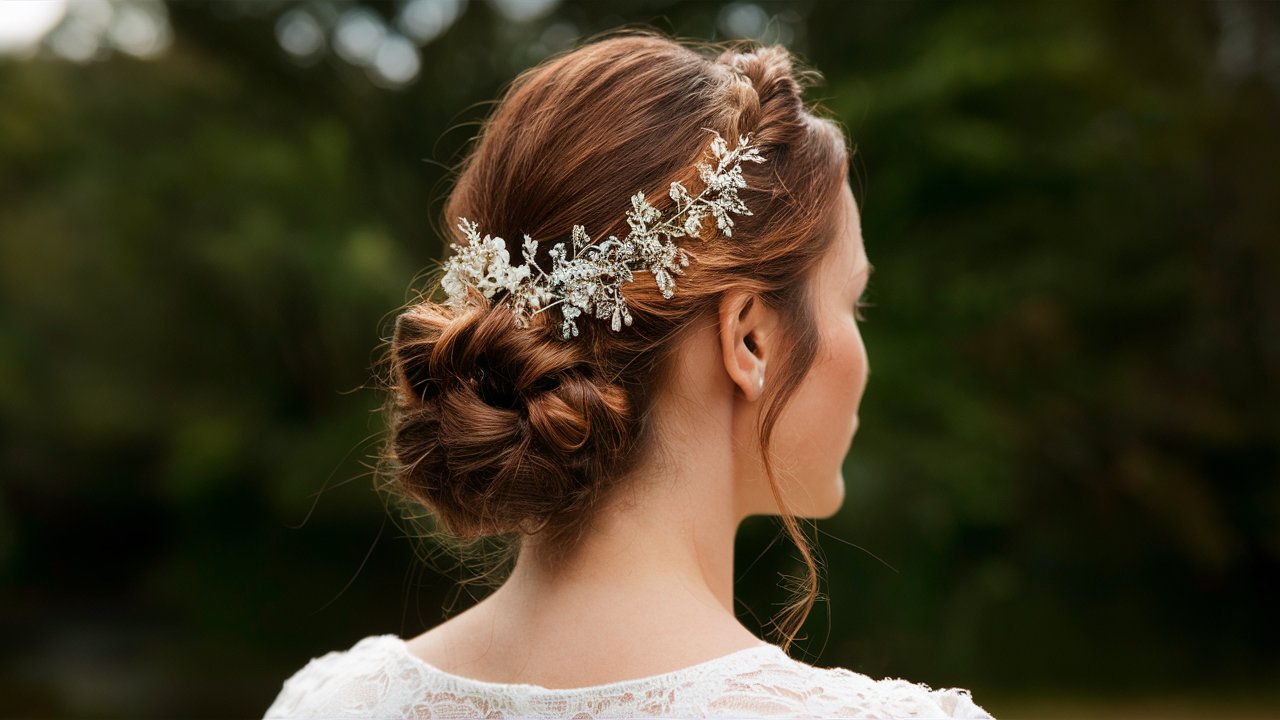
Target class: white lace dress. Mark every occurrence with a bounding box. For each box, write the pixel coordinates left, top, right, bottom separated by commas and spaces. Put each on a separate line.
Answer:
263, 634, 995, 719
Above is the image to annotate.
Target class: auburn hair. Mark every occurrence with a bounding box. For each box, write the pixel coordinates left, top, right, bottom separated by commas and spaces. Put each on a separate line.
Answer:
375, 28, 850, 653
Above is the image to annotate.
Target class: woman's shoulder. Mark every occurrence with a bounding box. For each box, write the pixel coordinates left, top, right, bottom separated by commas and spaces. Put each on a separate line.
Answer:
787, 659, 995, 719
262, 634, 409, 719
714, 648, 996, 719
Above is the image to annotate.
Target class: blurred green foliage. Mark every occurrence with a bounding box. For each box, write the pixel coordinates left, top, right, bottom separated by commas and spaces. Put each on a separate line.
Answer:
1, 1, 1277, 718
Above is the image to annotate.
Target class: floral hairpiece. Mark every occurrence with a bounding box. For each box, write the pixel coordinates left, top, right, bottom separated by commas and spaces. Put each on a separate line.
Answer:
440, 128, 767, 340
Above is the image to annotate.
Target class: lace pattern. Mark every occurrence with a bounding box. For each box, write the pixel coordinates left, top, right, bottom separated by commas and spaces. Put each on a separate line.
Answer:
263, 635, 995, 719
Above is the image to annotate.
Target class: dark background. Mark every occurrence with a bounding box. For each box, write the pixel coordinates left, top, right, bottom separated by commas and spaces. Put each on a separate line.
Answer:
1, 0, 1277, 718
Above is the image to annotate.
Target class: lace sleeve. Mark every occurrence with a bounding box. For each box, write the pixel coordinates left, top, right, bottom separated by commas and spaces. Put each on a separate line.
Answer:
262, 651, 353, 719
800, 667, 996, 719
928, 686, 995, 719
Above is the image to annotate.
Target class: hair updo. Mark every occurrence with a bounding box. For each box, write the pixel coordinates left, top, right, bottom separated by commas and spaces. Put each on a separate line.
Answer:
376, 29, 849, 649
389, 289, 632, 539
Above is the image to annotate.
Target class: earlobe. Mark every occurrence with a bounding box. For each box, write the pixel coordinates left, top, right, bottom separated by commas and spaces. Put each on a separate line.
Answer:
719, 292, 770, 401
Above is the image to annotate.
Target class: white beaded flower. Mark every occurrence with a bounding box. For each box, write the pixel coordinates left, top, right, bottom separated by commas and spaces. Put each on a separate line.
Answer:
441, 128, 767, 339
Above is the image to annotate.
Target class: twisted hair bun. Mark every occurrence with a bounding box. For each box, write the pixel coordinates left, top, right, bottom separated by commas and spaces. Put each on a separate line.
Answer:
388, 291, 633, 540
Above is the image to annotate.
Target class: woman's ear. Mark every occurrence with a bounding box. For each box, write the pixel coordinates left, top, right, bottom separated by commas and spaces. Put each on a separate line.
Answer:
718, 291, 776, 402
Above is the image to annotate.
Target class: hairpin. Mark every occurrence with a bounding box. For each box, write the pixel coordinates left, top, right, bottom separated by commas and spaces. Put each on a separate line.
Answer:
440, 128, 767, 339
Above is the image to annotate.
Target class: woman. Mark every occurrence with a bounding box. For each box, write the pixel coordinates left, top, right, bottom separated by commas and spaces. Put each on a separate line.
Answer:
264, 29, 994, 719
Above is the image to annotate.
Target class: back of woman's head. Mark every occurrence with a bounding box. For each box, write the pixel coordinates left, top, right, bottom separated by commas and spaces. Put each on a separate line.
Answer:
378, 29, 849, 645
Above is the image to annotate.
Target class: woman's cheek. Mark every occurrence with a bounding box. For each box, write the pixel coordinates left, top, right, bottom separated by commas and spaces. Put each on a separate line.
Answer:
843, 322, 867, 415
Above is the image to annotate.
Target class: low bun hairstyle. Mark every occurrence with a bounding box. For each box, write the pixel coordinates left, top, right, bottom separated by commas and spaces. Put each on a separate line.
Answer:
390, 285, 633, 540
376, 29, 849, 651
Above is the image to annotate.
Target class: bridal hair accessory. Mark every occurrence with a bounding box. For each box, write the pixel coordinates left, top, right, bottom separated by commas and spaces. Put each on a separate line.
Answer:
440, 128, 768, 340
